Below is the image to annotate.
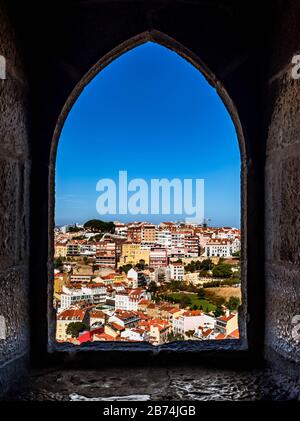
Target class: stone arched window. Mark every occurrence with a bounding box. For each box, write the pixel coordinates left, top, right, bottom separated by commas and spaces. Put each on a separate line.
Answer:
46, 31, 253, 363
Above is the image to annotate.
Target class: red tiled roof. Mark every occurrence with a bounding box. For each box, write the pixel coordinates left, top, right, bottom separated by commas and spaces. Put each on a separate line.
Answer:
90, 310, 106, 318
57, 309, 85, 321
218, 314, 237, 322
183, 310, 203, 317
110, 322, 125, 331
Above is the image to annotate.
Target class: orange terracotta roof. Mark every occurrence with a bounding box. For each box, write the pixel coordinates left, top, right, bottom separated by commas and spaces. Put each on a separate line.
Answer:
218, 314, 237, 322
183, 310, 203, 317
215, 333, 226, 340
57, 309, 85, 321
94, 333, 116, 341
228, 329, 240, 339
110, 322, 125, 331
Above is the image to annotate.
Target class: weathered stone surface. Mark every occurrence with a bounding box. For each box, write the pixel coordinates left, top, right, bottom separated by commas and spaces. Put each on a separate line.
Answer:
0, 2, 30, 398
0, 77, 29, 157
279, 157, 300, 264
267, 74, 300, 155
0, 3, 29, 157
0, 159, 18, 261
0, 354, 29, 398
0, 268, 29, 361
265, 263, 300, 364
9, 367, 300, 401
16, 161, 30, 262
265, 0, 300, 377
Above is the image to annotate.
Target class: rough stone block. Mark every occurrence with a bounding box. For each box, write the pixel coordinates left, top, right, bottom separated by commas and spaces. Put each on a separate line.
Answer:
0, 268, 29, 363
0, 77, 29, 157
267, 74, 300, 154
279, 157, 300, 265
0, 159, 18, 260
16, 161, 30, 262
265, 263, 300, 364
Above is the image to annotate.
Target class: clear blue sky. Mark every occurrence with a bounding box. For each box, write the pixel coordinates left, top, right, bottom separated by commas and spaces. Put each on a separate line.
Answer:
55, 42, 240, 227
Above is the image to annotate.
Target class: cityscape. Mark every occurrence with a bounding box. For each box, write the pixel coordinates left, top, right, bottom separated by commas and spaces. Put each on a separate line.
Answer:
54, 220, 241, 345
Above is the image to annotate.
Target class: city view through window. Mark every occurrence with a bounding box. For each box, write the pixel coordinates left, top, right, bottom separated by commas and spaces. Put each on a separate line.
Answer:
54, 42, 241, 346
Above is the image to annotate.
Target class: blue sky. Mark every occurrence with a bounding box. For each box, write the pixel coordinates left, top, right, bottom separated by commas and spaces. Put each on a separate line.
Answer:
55, 42, 240, 227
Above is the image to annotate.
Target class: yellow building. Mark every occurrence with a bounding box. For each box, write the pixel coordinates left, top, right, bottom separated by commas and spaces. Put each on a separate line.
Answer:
216, 312, 238, 336
53, 273, 68, 299
56, 309, 86, 342
118, 243, 150, 267
54, 243, 67, 258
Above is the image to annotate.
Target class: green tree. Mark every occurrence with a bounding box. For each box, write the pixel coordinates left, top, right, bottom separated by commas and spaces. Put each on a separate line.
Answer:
227, 296, 241, 311
66, 322, 88, 338
167, 332, 184, 342
84, 219, 115, 233
214, 306, 225, 317
169, 280, 182, 291
54, 256, 63, 269
197, 288, 206, 300
119, 264, 133, 274
212, 263, 233, 278
135, 259, 146, 270
148, 281, 159, 294
68, 225, 81, 233
200, 259, 214, 271
179, 295, 192, 308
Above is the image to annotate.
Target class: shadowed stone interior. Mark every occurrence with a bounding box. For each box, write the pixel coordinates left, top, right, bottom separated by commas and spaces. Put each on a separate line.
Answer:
8, 367, 300, 401
0, 0, 299, 400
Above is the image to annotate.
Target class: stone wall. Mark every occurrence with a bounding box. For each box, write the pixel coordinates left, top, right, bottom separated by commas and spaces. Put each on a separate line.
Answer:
265, 0, 300, 379
0, 0, 299, 397
0, 1, 30, 396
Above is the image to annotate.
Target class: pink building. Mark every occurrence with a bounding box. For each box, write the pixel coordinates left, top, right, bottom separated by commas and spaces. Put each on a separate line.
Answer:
149, 248, 168, 269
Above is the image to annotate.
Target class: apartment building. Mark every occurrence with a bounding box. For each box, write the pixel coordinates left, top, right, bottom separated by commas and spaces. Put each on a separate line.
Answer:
204, 238, 240, 258
216, 312, 238, 336
141, 224, 157, 242
173, 310, 205, 335
169, 263, 184, 281
66, 243, 81, 256
115, 288, 148, 311
127, 224, 142, 243
156, 229, 172, 249
119, 242, 150, 266
56, 309, 87, 342
149, 248, 168, 269
60, 283, 107, 309
54, 243, 67, 258
96, 241, 116, 268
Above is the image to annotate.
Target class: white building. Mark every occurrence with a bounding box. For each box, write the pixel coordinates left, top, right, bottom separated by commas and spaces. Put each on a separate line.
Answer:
204, 238, 240, 258
114, 223, 128, 237
120, 328, 150, 342
115, 288, 149, 311
80, 244, 97, 256
156, 230, 172, 249
60, 284, 107, 309
171, 232, 186, 248
127, 268, 148, 288
169, 263, 184, 281
173, 310, 206, 335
